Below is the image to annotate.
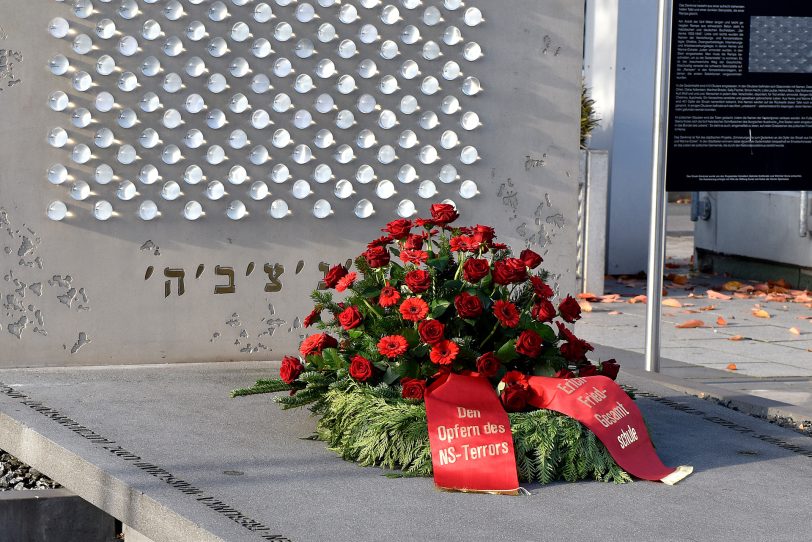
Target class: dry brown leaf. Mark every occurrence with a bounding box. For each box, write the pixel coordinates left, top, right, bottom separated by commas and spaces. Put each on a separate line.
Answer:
754, 283, 770, 293
728, 335, 745, 341
793, 293, 812, 303
723, 281, 743, 291
628, 295, 648, 304
668, 274, 689, 285
707, 290, 732, 300
608, 310, 623, 316
769, 278, 793, 289
578, 300, 593, 313
675, 319, 705, 329
726, 363, 738, 371
752, 309, 771, 319
599, 294, 623, 303
716, 316, 728, 327
681, 309, 700, 314
789, 327, 801, 335
734, 293, 751, 299
662, 298, 682, 308
578, 292, 599, 301
699, 305, 717, 311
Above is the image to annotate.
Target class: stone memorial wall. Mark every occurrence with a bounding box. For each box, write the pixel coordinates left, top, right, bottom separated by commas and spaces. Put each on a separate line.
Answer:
0, 0, 583, 366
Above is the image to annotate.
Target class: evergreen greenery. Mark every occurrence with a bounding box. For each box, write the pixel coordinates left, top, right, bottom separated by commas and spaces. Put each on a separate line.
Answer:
233, 380, 631, 485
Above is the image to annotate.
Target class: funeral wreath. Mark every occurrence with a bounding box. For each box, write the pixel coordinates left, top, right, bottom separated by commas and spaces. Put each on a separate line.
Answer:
234, 203, 632, 484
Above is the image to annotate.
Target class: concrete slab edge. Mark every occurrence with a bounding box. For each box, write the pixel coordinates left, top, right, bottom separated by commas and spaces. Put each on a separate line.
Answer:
620, 367, 812, 426
0, 411, 225, 542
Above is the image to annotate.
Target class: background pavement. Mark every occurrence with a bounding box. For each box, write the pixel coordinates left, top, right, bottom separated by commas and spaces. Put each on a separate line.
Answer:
577, 202, 812, 427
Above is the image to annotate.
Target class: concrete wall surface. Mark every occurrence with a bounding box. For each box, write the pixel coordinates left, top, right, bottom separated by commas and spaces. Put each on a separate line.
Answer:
0, 1, 584, 366
0, 488, 116, 541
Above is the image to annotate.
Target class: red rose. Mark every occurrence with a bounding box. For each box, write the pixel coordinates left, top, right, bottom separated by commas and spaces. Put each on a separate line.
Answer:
558, 295, 582, 323
454, 292, 483, 318
401, 377, 426, 400
578, 364, 598, 377
349, 355, 374, 382
430, 203, 459, 226
324, 265, 348, 289
303, 307, 321, 328
472, 224, 496, 245
476, 352, 501, 377
400, 249, 429, 264
463, 258, 491, 282
530, 276, 554, 299
501, 371, 531, 412
531, 299, 556, 322
378, 335, 408, 358
405, 269, 431, 293
335, 272, 357, 292
492, 258, 528, 285
554, 369, 575, 379
493, 300, 520, 328
279, 356, 304, 384
299, 333, 338, 356
560, 338, 593, 362
363, 246, 391, 268
338, 306, 363, 330
404, 233, 426, 250
515, 330, 543, 358
378, 283, 401, 307
430, 339, 459, 365
384, 219, 412, 239
400, 297, 429, 322
368, 235, 393, 248
418, 319, 445, 344
601, 359, 620, 380
519, 249, 543, 269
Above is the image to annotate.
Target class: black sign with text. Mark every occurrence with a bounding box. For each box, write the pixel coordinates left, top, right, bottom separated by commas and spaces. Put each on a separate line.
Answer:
667, 0, 812, 191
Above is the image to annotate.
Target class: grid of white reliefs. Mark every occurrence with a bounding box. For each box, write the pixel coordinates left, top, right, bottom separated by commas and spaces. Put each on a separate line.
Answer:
45, 0, 485, 222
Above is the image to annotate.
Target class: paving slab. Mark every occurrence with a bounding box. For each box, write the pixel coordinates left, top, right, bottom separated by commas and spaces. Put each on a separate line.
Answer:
1, 362, 811, 542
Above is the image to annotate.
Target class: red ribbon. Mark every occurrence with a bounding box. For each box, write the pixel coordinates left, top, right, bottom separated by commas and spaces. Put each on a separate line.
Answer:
527, 376, 690, 483
425, 373, 520, 494
425, 374, 691, 493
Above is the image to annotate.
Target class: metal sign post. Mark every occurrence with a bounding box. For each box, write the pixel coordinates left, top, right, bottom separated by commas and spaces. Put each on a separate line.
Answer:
645, 0, 673, 373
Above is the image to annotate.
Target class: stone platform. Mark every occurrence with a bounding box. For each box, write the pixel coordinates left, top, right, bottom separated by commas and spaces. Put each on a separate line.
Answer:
0, 362, 810, 542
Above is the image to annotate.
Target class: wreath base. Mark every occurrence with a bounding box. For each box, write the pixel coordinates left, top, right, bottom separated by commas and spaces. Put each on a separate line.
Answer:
316, 385, 631, 485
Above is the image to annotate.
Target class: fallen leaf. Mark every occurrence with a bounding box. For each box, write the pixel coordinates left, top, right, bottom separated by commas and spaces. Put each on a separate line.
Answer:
769, 278, 793, 289
662, 298, 682, 308
578, 292, 599, 301
716, 316, 728, 327
699, 305, 717, 311
793, 293, 812, 303
681, 309, 700, 314
728, 335, 745, 341
754, 283, 770, 293
599, 294, 623, 303
676, 319, 705, 329
752, 309, 771, 319
789, 327, 801, 335
726, 363, 738, 371
734, 293, 751, 299
667, 274, 689, 285
683, 303, 695, 307
707, 290, 732, 300
608, 310, 623, 315
723, 281, 743, 291
578, 300, 593, 313
628, 295, 647, 304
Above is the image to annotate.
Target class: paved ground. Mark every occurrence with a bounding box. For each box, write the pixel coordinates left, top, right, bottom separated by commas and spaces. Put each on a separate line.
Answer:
577, 202, 812, 426
0, 361, 810, 542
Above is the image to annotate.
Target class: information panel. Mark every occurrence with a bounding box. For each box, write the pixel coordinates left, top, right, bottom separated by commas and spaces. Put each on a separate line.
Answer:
667, 0, 812, 191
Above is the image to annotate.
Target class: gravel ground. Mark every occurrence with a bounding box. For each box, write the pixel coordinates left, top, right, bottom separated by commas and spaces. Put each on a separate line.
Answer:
0, 449, 61, 491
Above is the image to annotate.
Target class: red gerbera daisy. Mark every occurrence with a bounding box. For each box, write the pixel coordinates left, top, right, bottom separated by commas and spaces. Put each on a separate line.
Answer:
400, 249, 429, 264
377, 335, 408, 358
335, 272, 357, 292
430, 340, 459, 365
379, 282, 401, 307
399, 297, 429, 322
493, 300, 520, 328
